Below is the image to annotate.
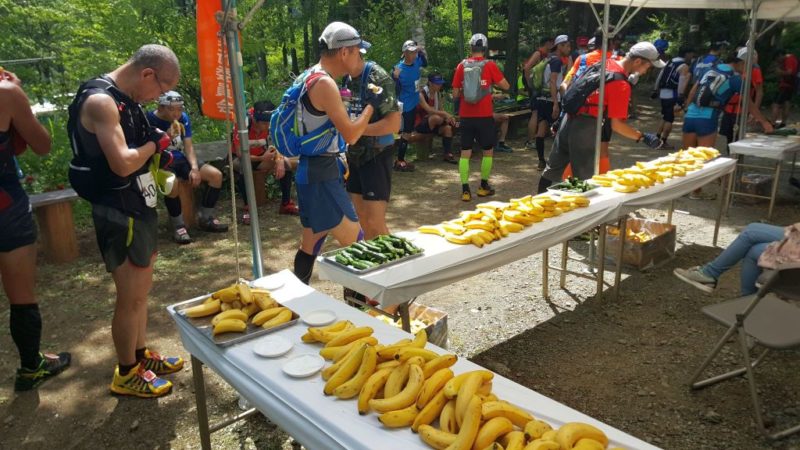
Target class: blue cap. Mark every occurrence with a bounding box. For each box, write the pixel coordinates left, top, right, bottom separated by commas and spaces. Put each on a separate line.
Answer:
429, 75, 445, 85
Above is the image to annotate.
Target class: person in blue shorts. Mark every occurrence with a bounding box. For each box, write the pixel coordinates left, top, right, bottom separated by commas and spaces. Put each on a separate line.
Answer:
392, 39, 427, 172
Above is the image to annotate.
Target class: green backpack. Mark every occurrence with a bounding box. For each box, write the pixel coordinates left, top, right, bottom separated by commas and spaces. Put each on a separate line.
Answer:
529, 56, 550, 93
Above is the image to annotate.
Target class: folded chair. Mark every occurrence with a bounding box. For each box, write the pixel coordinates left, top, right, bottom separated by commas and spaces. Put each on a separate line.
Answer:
689, 267, 800, 440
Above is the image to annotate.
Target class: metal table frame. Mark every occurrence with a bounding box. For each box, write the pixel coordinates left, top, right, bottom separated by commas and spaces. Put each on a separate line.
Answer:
727, 152, 797, 221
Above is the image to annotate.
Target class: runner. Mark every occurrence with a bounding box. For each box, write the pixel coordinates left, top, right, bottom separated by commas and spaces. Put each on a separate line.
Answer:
533, 34, 571, 171
67, 44, 183, 397
452, 33, 510, 202
720, 48, 764, 152
522, 37, 553, 150
147, 91, 228, 244
414, 73, 457, 163
0, 69, 71, 391
651, 47, 694, 149
770, 48, 798, 128
392, 39, 427, 172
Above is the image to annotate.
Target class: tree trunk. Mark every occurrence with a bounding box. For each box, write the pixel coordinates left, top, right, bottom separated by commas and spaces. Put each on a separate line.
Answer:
303, 23, 310, 69
687, 9, 705, 49
506, 0, 521, 96
403, 0, 430, 47
312, 20, 320, 61
282, 44, 288, 69
471, 0, 488, 36
256, 51, 268, 81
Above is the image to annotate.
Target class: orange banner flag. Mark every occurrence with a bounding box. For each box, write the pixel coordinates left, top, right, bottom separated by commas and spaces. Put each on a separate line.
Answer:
197, 0, 234, 120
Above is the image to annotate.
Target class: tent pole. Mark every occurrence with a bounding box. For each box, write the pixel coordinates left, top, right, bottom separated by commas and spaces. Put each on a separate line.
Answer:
737, 0, 758, 140
593, 0, 611, 175
224, 0, 264, 278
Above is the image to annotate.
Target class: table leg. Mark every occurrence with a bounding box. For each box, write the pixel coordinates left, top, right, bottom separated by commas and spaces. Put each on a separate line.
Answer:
542, 249, 549, 300
666, 200, 674, 226
191, 355, 212, 450
559, 242, 568, 289
768, 160, 782, 221
614, 217, 627, 300
596, 225, 606, 299
724, 167, 735, 216
398, 302, 411, 333
713, 173, 730, 247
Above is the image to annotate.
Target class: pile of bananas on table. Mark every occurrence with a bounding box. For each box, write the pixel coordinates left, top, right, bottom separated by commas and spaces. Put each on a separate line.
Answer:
592, 146, 720, 193
418, 195, 591, 248
182, 282, 293, 336
301, 323, 623, 450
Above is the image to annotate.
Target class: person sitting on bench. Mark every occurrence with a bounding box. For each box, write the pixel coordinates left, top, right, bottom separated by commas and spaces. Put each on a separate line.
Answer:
413, 73, 457, 163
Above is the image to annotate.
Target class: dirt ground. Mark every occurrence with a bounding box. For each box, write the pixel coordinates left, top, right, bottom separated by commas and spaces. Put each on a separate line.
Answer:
2, 87, 800, 450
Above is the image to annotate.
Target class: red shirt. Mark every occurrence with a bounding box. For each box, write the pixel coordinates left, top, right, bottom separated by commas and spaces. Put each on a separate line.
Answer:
232, 119, 269, 157
779, 54, 799, 89
725, 65, 763, 114
578, 58, 630, 119
452, 57, 505, 118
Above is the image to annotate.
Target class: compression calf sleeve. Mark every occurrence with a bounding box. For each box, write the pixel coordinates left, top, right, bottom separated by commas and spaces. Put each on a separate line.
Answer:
536, 137, 545, 161
459, 157, 470, 185
293, 249, 316, 285
442, 136, 453, 154
397, 139, 408, 161
480, 156, 493, 181
10, 304, 42, 370
279, 171, 293, 204
202, 186, 221, 209
164, 195, 182, 218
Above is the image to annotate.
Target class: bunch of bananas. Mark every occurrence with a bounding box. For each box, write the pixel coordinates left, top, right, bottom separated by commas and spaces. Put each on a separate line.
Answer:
592, 146, 720, 193
182, 282, 294, 336
418, 195, 591, 248
607, 227, 653, 243
300, 324, 623, 450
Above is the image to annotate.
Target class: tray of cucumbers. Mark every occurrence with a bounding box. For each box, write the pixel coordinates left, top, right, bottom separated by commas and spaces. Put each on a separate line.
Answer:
322, 234, 424, 274
547, 176, 601, 196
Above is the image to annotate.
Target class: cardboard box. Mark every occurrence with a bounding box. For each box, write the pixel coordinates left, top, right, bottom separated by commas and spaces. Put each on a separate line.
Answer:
738, 173, 774, 204
604, 218, 676, 271
369, 303, 449, 348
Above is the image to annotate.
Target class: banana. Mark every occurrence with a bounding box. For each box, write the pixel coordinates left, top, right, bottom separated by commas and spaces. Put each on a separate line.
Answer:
253, 291, 277, 311
499, 431, 526, 450
474, 416, 514, 450
211, 285, 239, 302
419, 424, 458, 449
481, 401, 534, 427
384, 362, 411, 398
184, 299, 221, 318
465, 220, 495, 232
419, 225, 447, 236
231, 300, 243, 310
407, 355, 426, 366
220, 302, 231, 311
417, 368, 454, 409
369, 364, 424, 413
445, 233, 473, 245
357, 367, 393, 415
555, 422, 609, 450
325, 326, 374, 348
423, 354, 458, 379
541, 430, 557, 441
440, 399, 458, 433
413, 388, 449, 432
499, 220, 524, 234
524, 440, 560, 450
455, 372, 484, 428
378, 403, 419, 428
251, 307, 289, 326
443, 370, 494, 399
212, 309, 248, 326
478, 393, 498, 403
477, 381, 493, 396
333, 345, 377, 399
262, 308, 293, 329
319, 336, 378, 361
322, 342, 363, 380
302, 320, 352, 343
395, 347, 440, 362
523, 419, 553, 441
376, 359, 401, 370
309, 323, 359, 344
442, 222, 468, 235
377, 334, 426, 361
323, 343, 367, 395
446, 395, 483, 450
212, 318, 247, 336
612, 182, 639, 193
241, 302, 260, 318
236, 283, 253, 304
573, 438, 606, 450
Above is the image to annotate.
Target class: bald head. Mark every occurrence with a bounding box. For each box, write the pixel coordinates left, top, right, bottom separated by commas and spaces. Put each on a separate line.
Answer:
129, 44, 180, 84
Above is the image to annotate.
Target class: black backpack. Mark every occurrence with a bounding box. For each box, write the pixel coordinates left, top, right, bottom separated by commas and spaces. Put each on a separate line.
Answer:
656, 57, 685, 90
561, 62, 627, 115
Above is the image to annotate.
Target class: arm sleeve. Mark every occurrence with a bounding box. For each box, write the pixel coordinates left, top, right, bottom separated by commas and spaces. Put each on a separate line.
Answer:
181, 112, 193, 138
605, 81, 631, 119
373, 66, 401, 116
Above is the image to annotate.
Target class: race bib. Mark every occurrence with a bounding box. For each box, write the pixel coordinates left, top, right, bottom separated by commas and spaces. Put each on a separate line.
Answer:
136, 172, 158, 208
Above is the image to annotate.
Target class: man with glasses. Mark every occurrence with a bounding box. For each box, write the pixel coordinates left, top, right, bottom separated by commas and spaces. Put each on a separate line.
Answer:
67, 44, 184, 398
147, 91, 228, 244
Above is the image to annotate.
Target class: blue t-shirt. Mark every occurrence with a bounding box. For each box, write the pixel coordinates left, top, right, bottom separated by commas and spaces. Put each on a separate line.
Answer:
394, 53, 427, 112
692, 54, 719, 81
146, 111, 193, 139
685, 63, 742, 120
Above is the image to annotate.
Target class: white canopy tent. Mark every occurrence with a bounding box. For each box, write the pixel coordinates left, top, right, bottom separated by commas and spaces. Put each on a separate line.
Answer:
560, 0, 800, 173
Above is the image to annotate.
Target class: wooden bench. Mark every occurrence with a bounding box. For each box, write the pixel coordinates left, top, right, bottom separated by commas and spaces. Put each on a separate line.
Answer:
402, 132, 434, 161
502, 108, 532, 138
29, 188, 79, 263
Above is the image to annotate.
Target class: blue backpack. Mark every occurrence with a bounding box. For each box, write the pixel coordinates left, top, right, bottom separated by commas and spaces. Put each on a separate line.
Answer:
693, 64, 735, 109
270, 69, 340, 158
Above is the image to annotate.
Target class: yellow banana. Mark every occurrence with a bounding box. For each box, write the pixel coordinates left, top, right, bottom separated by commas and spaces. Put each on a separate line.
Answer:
253, 291, 277, 311
184, 299, 221, 318
357, 367, 393, 415
465, 220, 495, 232
322, 342, 363, 380
333, 345, 377, 399
251, 307, 288, 326
384, 362, 411, 398
496, 227, 508, 238
376, 359, 401, 370
442, 221, 468, 235
419, 225, 447, 236
378, 403, 419, 428
573, 438, 606, 450
212, 318, 247, 336
231, 300, 243, 310
523, 419, 553, 440
423, 354, 458, 379
541, 430, 557, 441
309, 323, 359, 344
443, 370, 494, 399
478, 393, 498, 403
395, 347, 440, 362
319, 336, 378, 361
241, 302, 260, 318
324, 326, 374, 348
323, 343, 367, 395
499, 430, 526, 450
212, 309, 248, 326
418, 424, 457, 449
369, 364, 424, 413
211, 284, 239, 302
445, 233, 473, 245
474, 416, 514, 450
555, 422, 609, 450
262, 308, 293, 329
236, 283, 253, 304
612, 182, 638, 193
440, 399, 458, 433
220, 302, 231, 312
499, 220, 524, 234
411, 329, 428, 347
302, 320, 352, 343
417, 368, 454, 409
446, 395, 483, 450
413, 388, 449, 432
524, 439, 560, 450
477, 381, 493, 396
481, 401, 534, 427
455, 372, 485, 427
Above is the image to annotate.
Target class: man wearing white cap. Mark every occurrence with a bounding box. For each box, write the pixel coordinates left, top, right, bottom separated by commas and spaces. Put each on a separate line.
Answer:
532, 34, 571, 171
538, 42, 664, 193
393, 39, 427, 172
452, 33, 510, 202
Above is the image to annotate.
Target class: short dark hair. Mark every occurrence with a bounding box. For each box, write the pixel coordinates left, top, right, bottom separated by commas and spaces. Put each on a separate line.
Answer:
539, 37, 552, 46
254, 100, 275, 113
679, 46, 694, 57
129, 44, 180, 80
593, 25, 616, 47
471, 45, 486, 54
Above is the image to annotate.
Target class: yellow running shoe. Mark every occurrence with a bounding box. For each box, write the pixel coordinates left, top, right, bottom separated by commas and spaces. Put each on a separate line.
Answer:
477, 184, 495, 197
140, 349, 184, 375
461, 189, 472, 202
110, 364, 172, 398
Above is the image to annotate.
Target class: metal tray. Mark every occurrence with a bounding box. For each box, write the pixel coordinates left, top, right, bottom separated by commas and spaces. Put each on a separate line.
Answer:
173, 294, 299, 347
547, 182, 602, 197
320, 247, 424, 275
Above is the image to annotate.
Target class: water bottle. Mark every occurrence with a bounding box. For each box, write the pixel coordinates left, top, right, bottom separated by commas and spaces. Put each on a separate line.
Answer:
13, 156, 24, 179
340, 88, 354, 120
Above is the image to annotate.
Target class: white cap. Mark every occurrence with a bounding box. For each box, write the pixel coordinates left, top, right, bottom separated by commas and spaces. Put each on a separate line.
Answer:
551, 35, 569, 51
628, 42, 666, 68
158, 90, 183, 106
319, 21, 371, 52
469, 33, 488, 48
402, 40, 418, 52
736, 47, 757, 61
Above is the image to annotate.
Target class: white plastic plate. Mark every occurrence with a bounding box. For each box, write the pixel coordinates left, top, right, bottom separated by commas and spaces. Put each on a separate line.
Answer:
252, 335, 293, 358
302, 309, 337, 327
251, 277, 285, 291
282, 354, 325, 378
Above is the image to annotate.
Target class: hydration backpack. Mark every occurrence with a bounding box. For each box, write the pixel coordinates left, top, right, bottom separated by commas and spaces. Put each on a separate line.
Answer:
461, 59, 490, 104
561, 62, 627, 115
270, 69, 340, 158
573, 53, 591, 81
693, 64, 734, 109
656, 57, 685, 90
529, 57, 550, 93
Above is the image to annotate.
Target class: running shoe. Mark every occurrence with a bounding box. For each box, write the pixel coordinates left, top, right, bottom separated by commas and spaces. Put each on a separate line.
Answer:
15, 352, 71, 391
495, 143, 514, 153
110, 364, 172, 398
394, 160, 416, 172
537, 160, 547, 171
139, 349, 184, 375
198, 217, 229, 232
477, 185, 495, 197
461, 189, 472, 202
524, 140, 536, 150
279, 200, 300, 216
173, 226, 192, 245
673, 266, 717, 293
443, 153, 457, 164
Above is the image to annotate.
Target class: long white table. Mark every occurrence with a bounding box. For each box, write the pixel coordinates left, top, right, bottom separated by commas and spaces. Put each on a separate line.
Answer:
318, 158, 736, 309
728, 134, 800, 220
168, 270, 659, 450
